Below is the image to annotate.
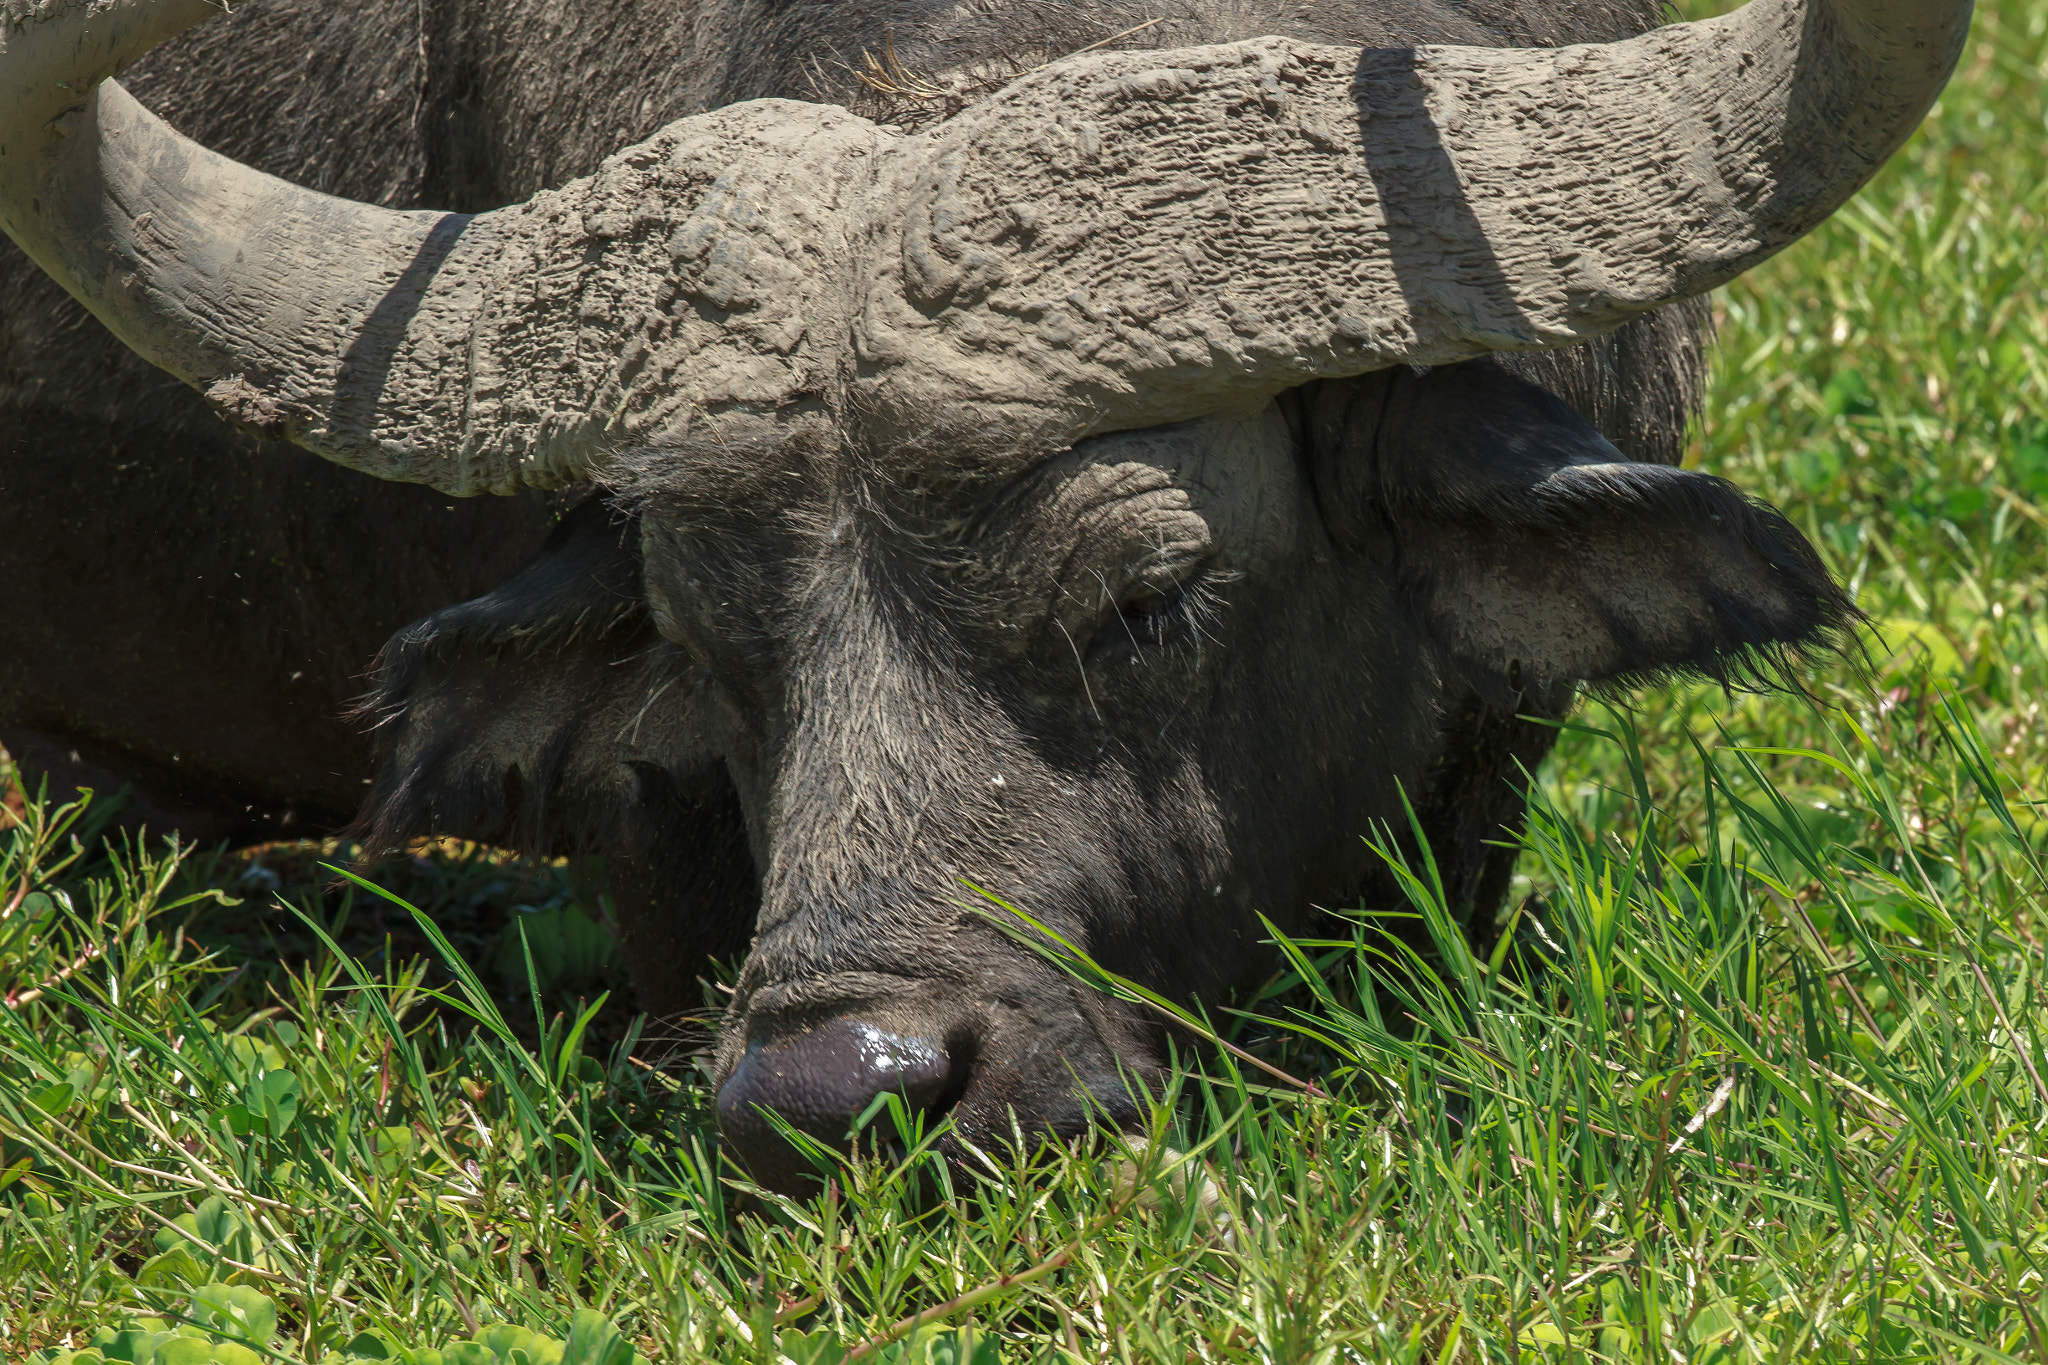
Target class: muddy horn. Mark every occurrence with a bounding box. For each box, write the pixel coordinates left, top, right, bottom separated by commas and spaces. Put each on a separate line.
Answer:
0, 0, 880, 494
1, 0, 1969, 493
857, 0, 1973, 454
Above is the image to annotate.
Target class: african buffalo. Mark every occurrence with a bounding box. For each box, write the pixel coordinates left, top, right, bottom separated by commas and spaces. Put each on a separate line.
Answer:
1, 0, 1964, 1192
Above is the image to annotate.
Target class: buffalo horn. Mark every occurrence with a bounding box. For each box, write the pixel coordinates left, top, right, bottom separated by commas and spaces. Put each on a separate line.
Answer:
1, 0, 1969, 492
856, 0, 1972, 456
0, 0, 881, 494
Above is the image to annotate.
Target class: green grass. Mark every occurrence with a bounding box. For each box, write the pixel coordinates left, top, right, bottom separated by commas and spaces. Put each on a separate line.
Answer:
4, 0, 2047, 1358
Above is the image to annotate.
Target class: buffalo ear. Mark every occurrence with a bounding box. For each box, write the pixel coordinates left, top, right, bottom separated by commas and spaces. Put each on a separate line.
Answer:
1301, 361, 1854, 709
355, 495, 759, 1014
353, 497, 719, 858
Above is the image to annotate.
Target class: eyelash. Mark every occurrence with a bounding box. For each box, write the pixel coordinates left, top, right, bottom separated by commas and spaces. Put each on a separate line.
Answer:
1091, 568, 1222, 660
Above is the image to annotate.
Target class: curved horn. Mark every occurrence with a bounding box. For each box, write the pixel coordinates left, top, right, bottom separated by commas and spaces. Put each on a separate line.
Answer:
0, 0, 876, 494
4, 0, 1968, 491
855, 0, 1972, 455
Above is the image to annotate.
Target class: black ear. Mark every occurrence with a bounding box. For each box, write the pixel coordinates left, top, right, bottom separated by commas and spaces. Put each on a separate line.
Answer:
353, 497, 724, 859
1301, 361, 1854, 710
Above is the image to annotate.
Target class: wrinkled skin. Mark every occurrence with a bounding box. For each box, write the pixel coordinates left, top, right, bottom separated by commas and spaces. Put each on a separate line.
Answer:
1, 0, 1846, 1195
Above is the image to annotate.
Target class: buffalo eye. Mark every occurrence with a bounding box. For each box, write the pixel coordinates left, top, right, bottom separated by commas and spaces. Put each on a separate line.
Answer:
1122, 587, 1180, 626
1088, 570, 1215, 661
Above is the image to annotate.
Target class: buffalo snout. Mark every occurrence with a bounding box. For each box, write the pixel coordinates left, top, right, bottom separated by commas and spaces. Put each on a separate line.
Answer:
717, 1017, 964, 1192
715, 981, 1161, 1195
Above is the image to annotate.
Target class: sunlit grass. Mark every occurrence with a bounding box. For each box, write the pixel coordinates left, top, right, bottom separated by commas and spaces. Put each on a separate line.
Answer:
4, 0, 2046, 1358
5, 692, 2044, 1361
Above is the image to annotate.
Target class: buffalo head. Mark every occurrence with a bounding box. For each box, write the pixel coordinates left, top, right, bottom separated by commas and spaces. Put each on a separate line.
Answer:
0, 0, 1965, 1192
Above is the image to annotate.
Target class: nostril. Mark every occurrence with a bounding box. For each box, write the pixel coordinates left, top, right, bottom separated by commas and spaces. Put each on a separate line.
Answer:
717, 1017, 964, 1192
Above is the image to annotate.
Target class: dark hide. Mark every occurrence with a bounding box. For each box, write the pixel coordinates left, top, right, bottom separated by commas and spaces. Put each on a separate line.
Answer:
0, 409, 551, 840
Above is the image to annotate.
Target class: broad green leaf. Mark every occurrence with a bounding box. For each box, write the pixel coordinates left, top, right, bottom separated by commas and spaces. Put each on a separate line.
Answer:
250, 1069, 300, 1138
27, 1080, 73, 1116
135, 1248, 206, 1289
370, 1126, 416, 1177
192, 1283, 279, 1347
474, 1327, 561, 1365
91, 1329, 174, 1365
559, 1312, 633, 1365
151, 1340, 219, 1365
776, 1331, 848, 1365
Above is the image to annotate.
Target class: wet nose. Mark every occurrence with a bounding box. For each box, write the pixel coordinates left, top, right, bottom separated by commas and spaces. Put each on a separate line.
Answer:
717, 1017, 961, 1193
